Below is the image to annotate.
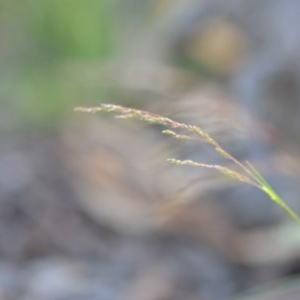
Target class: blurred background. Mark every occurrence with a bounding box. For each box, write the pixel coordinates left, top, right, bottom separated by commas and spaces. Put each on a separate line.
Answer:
2, 0, 300, 299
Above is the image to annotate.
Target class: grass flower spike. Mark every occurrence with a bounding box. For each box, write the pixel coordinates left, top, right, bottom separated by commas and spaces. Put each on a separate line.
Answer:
74, 104, 300, 225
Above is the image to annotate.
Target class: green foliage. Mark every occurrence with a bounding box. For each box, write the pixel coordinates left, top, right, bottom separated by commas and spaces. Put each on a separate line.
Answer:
25, 0, 115, 58
0, 0, 116, 128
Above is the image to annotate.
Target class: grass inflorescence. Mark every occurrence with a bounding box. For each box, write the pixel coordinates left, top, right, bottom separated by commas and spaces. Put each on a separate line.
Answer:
74, 104, 300, 225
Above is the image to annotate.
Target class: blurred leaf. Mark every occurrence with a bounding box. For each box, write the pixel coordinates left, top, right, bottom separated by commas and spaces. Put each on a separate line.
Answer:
26, 0, 116, 58
0, 0, 118, 127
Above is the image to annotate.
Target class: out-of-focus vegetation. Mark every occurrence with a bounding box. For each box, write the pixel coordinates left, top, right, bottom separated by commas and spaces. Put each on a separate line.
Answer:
1, 0, 117, 128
